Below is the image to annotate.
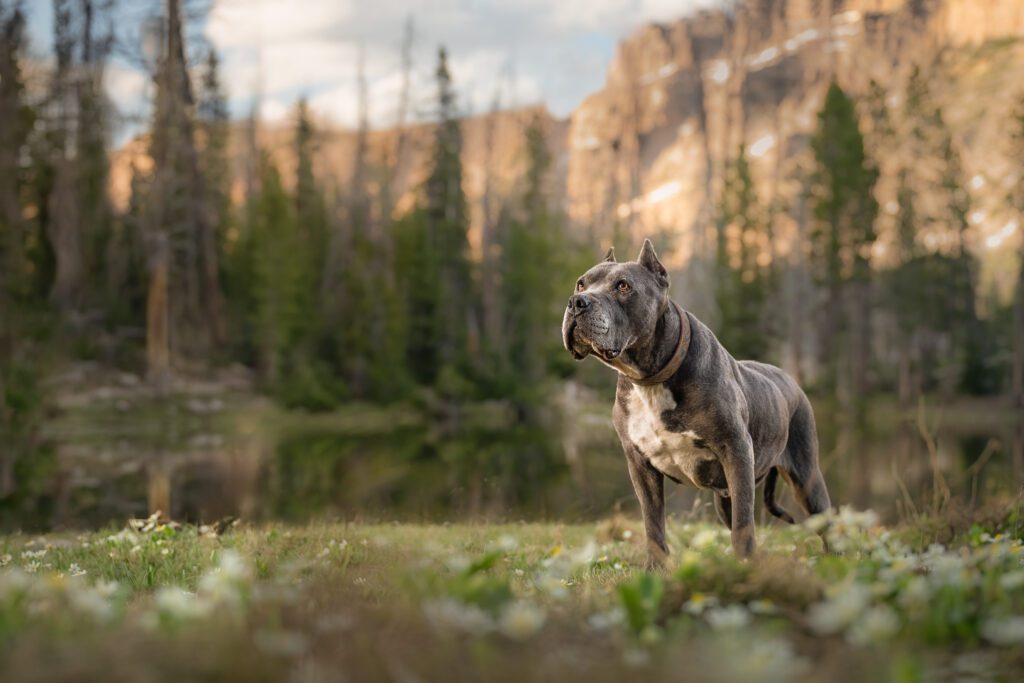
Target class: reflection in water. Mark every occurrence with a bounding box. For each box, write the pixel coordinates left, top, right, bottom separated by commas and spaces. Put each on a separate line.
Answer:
2, 395, 1021, 532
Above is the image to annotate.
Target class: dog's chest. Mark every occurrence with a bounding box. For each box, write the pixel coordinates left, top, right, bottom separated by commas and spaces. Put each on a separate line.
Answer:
625, 385, 724, 490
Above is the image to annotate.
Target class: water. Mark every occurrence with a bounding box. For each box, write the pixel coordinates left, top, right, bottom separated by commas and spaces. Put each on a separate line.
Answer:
2, 388, 1021, 532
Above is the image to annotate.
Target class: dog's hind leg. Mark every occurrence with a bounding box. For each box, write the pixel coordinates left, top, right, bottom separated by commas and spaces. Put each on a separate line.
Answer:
779, 396, 832, 517
713, 494, 732, 529
763, 467, 795, 524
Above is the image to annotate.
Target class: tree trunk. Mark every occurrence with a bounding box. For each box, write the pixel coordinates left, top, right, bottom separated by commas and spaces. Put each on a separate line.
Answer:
147, 236, 171, 391
47, 158, 82, 312
1013, 256, 1024, 408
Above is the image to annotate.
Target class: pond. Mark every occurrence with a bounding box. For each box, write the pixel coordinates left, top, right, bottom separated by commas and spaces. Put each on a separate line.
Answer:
2, 383, 1022, 532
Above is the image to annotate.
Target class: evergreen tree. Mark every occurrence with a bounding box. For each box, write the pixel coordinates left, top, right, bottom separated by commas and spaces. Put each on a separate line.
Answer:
0, 0, 32, 300
197, 48, 231, 300
399, 46, 476, 389
898, 64, 990, 394
498, 116, 558, 401
235, 153, 325, 403
1009, 96, 1024, 407
808, 82, 879, 399
715, 145, 773, 360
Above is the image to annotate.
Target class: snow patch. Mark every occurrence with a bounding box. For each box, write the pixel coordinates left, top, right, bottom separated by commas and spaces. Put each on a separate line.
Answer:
750, 134, 776, 158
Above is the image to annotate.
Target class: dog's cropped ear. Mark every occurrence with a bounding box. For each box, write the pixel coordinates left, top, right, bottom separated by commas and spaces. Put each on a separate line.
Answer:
637, 239, 668, 287
603, 246, 616, 263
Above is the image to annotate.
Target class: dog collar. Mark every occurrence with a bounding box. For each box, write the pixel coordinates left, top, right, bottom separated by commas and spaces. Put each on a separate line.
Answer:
627, 301, 689, 386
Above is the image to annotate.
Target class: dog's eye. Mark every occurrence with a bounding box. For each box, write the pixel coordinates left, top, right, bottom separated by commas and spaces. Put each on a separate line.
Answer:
576, 280, 585, 292
616, 280, 631, 293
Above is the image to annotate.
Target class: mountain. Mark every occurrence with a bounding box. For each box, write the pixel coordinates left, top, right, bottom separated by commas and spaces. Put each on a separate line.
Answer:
567, 0, 1024, 291
109, 0, 1024, 292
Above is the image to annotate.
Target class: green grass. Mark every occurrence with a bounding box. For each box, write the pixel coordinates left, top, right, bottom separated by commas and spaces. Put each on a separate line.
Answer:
2, 506, 1024, 682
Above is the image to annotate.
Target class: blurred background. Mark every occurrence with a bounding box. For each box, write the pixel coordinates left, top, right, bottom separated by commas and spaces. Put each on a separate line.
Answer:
1, 0, 1023, 533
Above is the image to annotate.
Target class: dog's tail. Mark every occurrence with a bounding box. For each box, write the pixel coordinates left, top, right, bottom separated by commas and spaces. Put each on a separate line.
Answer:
764, 467, 796, 524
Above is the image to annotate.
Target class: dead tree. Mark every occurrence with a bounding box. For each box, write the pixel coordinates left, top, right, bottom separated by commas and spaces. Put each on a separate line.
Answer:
145, 0, 224, 386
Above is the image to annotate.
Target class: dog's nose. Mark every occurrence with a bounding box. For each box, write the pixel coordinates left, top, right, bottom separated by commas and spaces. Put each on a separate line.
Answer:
570, 293, 590, 314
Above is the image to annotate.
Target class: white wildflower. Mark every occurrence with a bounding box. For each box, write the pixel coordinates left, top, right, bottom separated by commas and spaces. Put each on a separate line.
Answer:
706, 604, 752, 630
898, 576, 931, 611
94, 580, 120, 599
0, 553, 11, 567
847, 604, 900, 645
68, 563, 87, 577
535, 573, 569, 600
998, 570, 1024, 592
566, 539, 597, 568
69, 587, 114, 622
981, 616, 1024, 646
155, 587, 211, 621
498, 601, 546, 640
0, 568, 32, 599
216, 550, 251, 582
21, 549, 47, 560
691, 529, 724, 549
444, 555, 470, 573
749, 599, 779, 615
927, 554, 970, 588
422, 598, 495, 634
588, 607, 625, 631
711, 636, 809, 682
24, 561, 40, 574
495, 535, 518, 552
684, 593, 718, 615
807, 583, 871, 634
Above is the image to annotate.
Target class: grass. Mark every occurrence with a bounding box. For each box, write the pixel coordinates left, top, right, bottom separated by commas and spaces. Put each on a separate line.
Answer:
2, 503, 1024, 682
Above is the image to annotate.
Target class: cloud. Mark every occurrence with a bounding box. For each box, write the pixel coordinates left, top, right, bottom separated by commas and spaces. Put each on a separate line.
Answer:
201, 0, 726, 128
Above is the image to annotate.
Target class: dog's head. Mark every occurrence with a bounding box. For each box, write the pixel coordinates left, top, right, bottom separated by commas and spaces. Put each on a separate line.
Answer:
562, 239, 670, 363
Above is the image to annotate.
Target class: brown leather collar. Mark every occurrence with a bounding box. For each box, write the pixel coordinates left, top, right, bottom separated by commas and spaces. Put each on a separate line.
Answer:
626, 302, 689, 386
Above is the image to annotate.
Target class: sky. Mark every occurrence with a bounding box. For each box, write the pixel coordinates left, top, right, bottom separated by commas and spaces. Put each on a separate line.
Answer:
23, 0, 724, 140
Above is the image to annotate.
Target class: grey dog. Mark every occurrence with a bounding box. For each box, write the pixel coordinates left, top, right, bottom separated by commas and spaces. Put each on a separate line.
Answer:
562, 239, 831, 565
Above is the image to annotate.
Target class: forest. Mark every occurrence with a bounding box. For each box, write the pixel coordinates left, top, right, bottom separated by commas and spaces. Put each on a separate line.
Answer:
3, 2, 1024, 681
1, 0, 1023, 463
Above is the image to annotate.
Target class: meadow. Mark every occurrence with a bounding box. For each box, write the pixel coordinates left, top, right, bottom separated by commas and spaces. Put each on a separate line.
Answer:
2, 503, 1024, 682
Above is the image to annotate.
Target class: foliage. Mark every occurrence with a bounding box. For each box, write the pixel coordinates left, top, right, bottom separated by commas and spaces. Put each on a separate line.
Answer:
714, 145, 775, 361
3, 510, 1024, 680
808, 82, 879, 396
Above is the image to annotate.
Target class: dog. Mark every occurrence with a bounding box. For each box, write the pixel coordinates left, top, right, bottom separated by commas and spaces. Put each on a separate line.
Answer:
562, 239, 831, 566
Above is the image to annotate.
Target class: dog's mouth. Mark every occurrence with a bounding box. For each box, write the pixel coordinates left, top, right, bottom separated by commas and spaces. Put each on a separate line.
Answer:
564, 318, 588, 360
567, 320, 631, 362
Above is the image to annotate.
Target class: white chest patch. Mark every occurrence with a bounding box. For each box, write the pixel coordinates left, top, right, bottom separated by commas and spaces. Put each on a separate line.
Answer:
625, 385, 721, 489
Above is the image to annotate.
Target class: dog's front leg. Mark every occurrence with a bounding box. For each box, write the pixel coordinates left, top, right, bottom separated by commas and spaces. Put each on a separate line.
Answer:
720, 434, 757, 559
624, 448, 668, 569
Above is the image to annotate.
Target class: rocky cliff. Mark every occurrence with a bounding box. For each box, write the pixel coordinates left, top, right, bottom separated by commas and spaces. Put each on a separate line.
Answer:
109, 0, 1024, 289
567, 0, 1024, 285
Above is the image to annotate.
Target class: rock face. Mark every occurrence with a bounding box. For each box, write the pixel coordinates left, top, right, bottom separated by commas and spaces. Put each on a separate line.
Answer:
109, 0, 1024, 284
566, 0, 1024, 279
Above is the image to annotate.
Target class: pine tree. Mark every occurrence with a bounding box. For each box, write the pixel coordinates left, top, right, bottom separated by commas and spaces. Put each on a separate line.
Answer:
197, 48, 231, 301
1010, 96, 1024, 408
899, 63, 989, 394
399, 46, 476, 388
809, 82, 879, 400
0, 0, 31, 300
499, 116, 557, 401
715, 145, 773, 360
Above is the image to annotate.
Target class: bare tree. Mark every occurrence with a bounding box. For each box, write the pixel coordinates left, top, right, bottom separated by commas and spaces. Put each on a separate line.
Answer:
145, 0, 223, 387
379, 16, 415, 225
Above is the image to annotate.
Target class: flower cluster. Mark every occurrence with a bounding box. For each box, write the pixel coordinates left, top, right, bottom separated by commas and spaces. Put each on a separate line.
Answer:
803, 512, 1024, 646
